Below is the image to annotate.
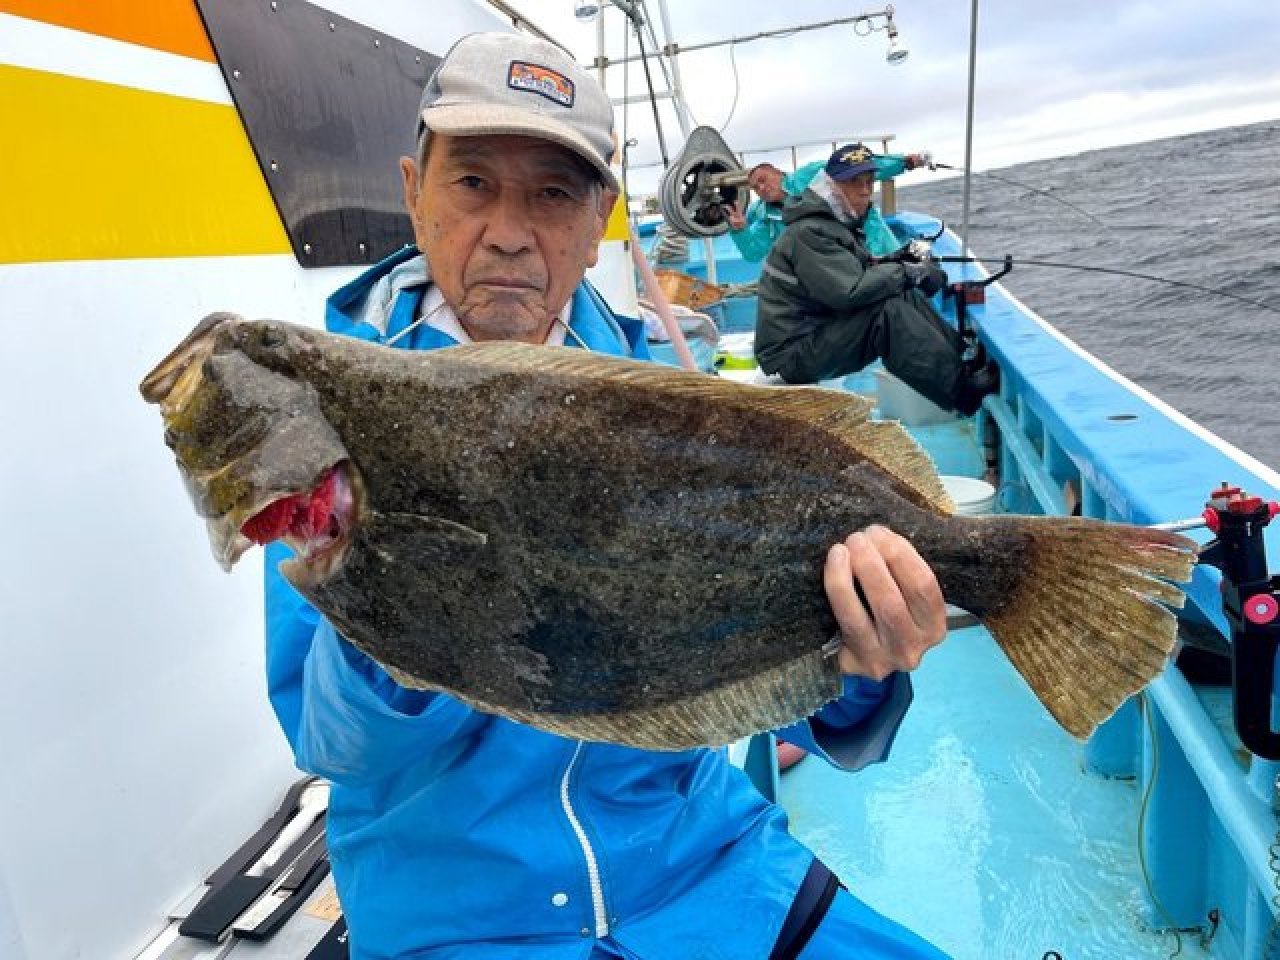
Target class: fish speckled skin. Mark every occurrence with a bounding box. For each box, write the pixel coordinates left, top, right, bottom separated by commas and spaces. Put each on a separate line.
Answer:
141, 315, 1196, 749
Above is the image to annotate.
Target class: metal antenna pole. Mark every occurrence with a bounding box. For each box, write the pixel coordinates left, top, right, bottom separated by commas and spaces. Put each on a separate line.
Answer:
959, 0, 979, 256
596, 6, 607, 88
646, 0, 717, 284
651, 0, 692, 136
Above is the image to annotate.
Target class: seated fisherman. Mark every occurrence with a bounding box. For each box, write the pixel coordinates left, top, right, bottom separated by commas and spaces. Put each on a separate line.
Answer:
754, 143, 997, 414
266, 33, 954, 960
726, 151, 928, 262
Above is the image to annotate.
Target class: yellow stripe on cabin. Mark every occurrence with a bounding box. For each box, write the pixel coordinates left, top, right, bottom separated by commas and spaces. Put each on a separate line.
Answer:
603, 189, 630, 243
0, 64, 290, 264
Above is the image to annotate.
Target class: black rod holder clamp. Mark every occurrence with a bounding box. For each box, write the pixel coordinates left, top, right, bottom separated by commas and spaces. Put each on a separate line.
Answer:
1197, 482, 1280, 759
944, 255, 1012, 344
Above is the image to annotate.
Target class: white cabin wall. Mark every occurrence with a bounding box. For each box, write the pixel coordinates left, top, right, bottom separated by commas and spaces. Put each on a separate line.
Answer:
0, 256, 354, 958
0, 1, 515, 957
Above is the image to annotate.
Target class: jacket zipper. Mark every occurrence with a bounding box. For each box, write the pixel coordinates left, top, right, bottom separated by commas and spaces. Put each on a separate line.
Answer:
559, 741, 609, 938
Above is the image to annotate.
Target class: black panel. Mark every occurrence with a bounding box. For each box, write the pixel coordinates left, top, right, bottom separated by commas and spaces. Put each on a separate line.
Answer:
196, 0, 441, 267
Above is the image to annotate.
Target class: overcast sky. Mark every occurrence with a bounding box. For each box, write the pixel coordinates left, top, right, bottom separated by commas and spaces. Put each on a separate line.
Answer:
512, 0, 1280, 192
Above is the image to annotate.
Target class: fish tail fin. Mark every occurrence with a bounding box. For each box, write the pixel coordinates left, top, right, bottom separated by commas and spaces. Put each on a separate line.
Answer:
978, 517, 1197, 739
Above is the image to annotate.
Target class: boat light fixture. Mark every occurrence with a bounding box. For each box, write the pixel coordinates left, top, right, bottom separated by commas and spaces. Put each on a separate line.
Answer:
884, 9, 908, 64
574, 0, 601, 21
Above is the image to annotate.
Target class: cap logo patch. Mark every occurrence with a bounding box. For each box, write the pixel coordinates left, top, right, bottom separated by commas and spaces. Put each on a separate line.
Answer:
507, 61, 575, 107
841, 146, 873, 164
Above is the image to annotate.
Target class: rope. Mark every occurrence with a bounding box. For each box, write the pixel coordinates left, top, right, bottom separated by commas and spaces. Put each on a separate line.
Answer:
651, 222, 689, 264
1262, 775, 1280, 959
714, 281, 755, 300
1137, 693, 1186, 958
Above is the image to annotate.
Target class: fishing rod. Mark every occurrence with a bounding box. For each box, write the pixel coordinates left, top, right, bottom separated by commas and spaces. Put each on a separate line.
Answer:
933, 161, 1110, 229
934, 255, 1280, 317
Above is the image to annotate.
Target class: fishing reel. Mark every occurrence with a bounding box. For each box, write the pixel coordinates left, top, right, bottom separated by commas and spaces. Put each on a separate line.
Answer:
657, 126, 749, 238
877, 238, 935, 265
1197, 483, 1280, 759
899, 238, 934, 264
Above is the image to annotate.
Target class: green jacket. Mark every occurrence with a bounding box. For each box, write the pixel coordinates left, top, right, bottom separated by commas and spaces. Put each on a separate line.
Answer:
729, 156, 906, 262
753, 186, 908, 370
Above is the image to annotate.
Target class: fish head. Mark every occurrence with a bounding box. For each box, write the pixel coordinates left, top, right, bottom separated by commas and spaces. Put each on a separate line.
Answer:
140, 312, 362, 580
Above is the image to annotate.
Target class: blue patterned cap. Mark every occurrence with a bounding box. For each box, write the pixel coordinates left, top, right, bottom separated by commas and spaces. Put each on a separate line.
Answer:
825, 143, 877, 181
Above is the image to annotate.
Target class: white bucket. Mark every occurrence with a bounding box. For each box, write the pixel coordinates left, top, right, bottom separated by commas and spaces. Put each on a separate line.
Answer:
941, 475, 997, 516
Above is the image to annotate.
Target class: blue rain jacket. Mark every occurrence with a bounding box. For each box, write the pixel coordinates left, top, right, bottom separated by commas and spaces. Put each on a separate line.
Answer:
729, 158, 905, 263
264, 247, 920, 959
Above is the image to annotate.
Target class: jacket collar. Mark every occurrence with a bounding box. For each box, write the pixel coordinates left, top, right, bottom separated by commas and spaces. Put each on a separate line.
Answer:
324, 246, 636, 358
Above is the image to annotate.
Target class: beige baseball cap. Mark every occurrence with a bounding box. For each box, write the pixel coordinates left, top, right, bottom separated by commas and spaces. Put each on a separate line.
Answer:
417, 32, 618, 192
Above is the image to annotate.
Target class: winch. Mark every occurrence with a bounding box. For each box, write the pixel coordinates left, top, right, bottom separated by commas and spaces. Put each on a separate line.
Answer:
657, 126, 748, 238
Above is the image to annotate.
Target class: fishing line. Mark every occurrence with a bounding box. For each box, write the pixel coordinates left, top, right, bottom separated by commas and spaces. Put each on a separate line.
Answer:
716, 41, 742, 134
933, 162, 1110, 229
935, 255, 1280, 316
1137, 693, 1186, 959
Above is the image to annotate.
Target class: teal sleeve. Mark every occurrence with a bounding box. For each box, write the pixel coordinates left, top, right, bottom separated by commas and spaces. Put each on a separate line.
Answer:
783, 160, 826, 195
874, 153, 909, 180
729, 200, 782, 262
782, 154, 905, 192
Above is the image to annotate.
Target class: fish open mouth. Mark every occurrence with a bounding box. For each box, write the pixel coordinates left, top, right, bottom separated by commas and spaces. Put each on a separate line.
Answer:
239, 463, 361, 584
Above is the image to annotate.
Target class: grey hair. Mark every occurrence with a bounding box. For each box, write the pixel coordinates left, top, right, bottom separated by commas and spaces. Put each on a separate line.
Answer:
414, 130, 432, 180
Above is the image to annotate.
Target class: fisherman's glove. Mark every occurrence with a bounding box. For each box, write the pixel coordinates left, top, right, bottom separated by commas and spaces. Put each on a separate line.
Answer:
903, 261, 948, 297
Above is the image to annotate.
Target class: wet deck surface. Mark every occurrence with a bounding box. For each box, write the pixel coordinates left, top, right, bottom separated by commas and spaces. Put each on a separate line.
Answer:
779, 622, 1213, 960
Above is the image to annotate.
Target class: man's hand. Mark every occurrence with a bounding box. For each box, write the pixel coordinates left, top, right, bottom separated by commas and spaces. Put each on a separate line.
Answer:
823, 526, 946, 681
904, 151, 934, 171
724, 204, 747, 231
903, 261, 949, 297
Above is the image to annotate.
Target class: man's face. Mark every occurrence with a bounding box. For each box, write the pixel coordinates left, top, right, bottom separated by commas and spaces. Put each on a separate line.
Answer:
748, 165, 786, 204
400, 134, 617, 343
836, 172, 875, 218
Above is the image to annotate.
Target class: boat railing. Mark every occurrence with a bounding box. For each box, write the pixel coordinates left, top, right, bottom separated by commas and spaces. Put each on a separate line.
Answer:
628, 133, 904, 213
938, 223, 1280, 952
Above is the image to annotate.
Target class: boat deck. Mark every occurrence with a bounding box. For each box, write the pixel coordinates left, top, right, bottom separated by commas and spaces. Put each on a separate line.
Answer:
782, 620, 1212, 960
763, 377, 1215, 960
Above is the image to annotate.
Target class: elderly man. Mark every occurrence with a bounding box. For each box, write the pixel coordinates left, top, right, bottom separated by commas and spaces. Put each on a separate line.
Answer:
754, 143, 997, 413
726, 151, 927, 262
265, 33, 952, 960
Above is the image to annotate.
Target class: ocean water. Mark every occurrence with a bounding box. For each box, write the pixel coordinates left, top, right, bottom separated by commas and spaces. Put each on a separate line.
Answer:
898, 119, 1280, 470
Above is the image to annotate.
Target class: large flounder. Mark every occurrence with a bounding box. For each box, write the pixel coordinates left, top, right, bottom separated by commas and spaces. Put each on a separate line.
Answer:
140, 313, 1197, 750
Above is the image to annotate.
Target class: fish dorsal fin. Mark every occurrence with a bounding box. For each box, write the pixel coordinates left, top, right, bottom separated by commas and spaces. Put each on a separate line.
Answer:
440, 343, 953, 514
841, 419, 954, 513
